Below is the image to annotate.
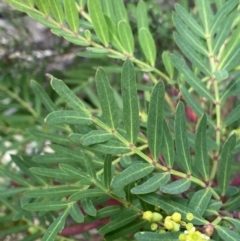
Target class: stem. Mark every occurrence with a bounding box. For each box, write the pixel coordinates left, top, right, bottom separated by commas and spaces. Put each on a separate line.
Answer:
0, 86, 38, 118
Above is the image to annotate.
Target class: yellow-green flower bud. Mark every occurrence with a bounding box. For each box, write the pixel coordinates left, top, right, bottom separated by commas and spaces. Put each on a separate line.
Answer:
151, 223, 158, 231
142, 211, 153, 221
186, 222, 194, 231
164, 220, 174, 230
159, 229, 166, 234
186, 212, 194, 221
152, 212, 163, 222
171, 212, 181, 222
179, 233, 187, 241
172, 221, 180, 232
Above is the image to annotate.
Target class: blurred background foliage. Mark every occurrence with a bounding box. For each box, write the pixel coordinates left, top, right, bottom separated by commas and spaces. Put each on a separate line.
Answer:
0, 0, 192, 240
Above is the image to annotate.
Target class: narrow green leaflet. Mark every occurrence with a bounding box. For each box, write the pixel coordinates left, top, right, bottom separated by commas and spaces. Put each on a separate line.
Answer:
188, 189, 211, 216
121, 59, 139, 144
204, 200, 222, 217
0, 187, 28, 198
88, 0, 109, 46
217, 133, 236, 196
96, 206, 121, 219
118, 20, 134, 55
174, 32, 211, 76
173, 12, 208, 56
64, 0, 79, 32
33, 154, 74, 164
174, 102, 192, 174
131, 173, 170, 194
160, 179, 191, 195
80, 130, 113, 146
135, 232, 179, 241
174, 4, 205, 38
225, 217, 240, 232
104, 155, 112, 189
111, 163, 154, 188
147, 81, 165, 161
78, 0, 86, 8
137, 0, 148, 30
100, 0, 115, 23
221, 74, 240, 102
49, 0, 64, 24
216, 225, 240, 241
112, 0, 128, 23
24, 186, 81, 198
96, 68, 119, 129
171, 54, 214, 101
98, 209, 139, 234
214, 69, 229, 81
105, 220, 147, 240
28, 12, 60, 28
139, 193, 207, 225
69, 202, 84, 223
162, 51, 174, 79
91, 139, 130, 154
162, 119, 175, 168
81, 198, 96, 216
221, 43, 240, 71
22, 201, 69, 212
45, 110, 92, 125
196, 0, 213, 34
84, 154, 96, 180
34, 0, 50, 15
223, 193, 240, 211
25, 0, 34, 7
48, 74, 86, 111
139, 28, 156, 66
195, 114, 210, 181
30, 80, 57, 112
42, 207, 70, 241
4, 0, 34, 13
211, 0, 238, 35
69, 189, 106, 201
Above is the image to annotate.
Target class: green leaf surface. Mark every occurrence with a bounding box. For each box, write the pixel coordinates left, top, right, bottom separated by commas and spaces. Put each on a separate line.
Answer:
0, 187, 28, 198
24, 186, 81, 198
214, 69, 229, 81
111, 163, 154, 188
96, 68, 119, 129
196, 0, 213, 34
91, 139, 130, 154
61, 32, 90, 46
211, 0, 238, 35
5, 0, 33, 12
173, 12, 207, 55
139, 193, 207, 225
84, 154, 96, 180
131, 173, 170, 194
69, 202, 84, 223
112, 0, 128, 23
221, 43, 240, 71
204, 200, 222, 217
171, 54, 214, 101
216, 225, 240, 241
139, 28, 156, 66
28, 12, 59, 29
42, 207, 69, 241
104, 155, 112, 189
162, 51, 174, 78
188, 189, 212, 216
162, 119, 175, 168
96, 206, 121, 219
147, 81, 164, 161
22, 201, 69, 212
160, 179, 191, 195
195, 114, 210, 181
45, 110, 92, 125
135, 231, 179, 241
59, 164, 90, 181
98, 209, 139, 234
48, 74, 86, 111
217, 134, 236, 196
174, 32, 211, 76
174, 102, 192, 174
225, 217, 240, 232
69, 189, 106, 201
80, 130, 113, 146
88, 0, 109, 46
223, 105, 240, 127
223, 193, 240, 211
100, 0, 115, 23
118, 20, 134, 55
49, 0, 64, 24
137, 0, 148, 30
30, 80, 57, 112
81, 198, 96, 216
35, 0, 50, 15
174, 4, 205, 38
64, 0, 79, 32
121, 59, 139, 144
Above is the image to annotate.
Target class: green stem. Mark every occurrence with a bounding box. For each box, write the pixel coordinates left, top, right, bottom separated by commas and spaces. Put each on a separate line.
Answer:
0, 86, 38, 118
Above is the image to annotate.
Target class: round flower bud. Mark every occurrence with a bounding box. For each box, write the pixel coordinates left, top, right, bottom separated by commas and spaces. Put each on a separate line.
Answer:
186, 212, 194, 221
204, 224, 214, 237
179, 233, 187, 241
171, 212, 182, 222
164, 220, 174, 230
142, 211, 153, 221
159, 229, 166, 234
152, 212, 163, 222
151, 223, 158, 231
186, 222, 194, 231
173, 221, 180, 232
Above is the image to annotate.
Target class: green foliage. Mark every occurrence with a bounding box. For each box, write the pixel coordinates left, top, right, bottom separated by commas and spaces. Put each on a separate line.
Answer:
1, 0, 240, 241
